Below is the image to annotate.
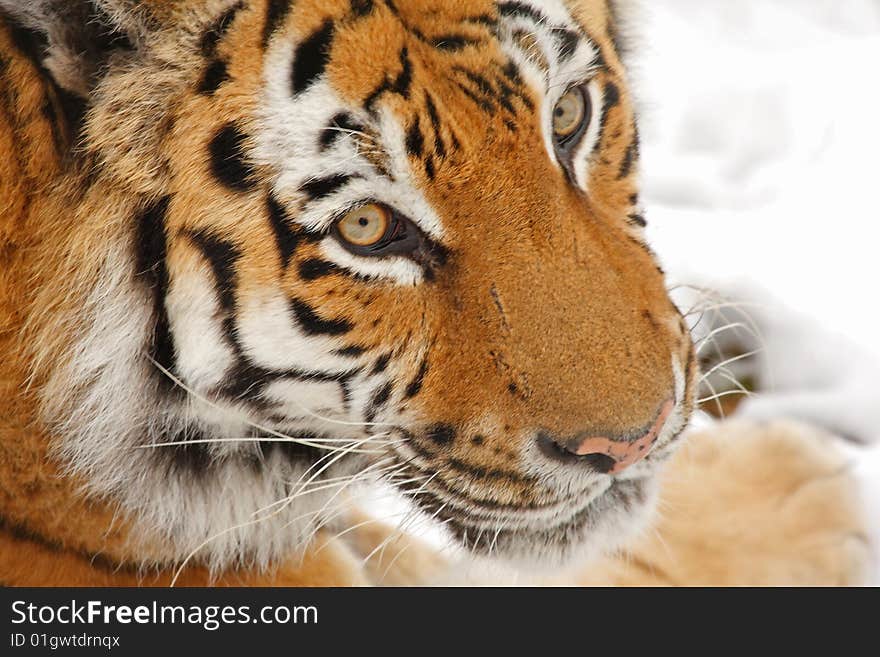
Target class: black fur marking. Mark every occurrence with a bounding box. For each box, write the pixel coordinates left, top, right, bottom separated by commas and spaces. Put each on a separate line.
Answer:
187, 230, 241, 313
431, 34, 482, 51
299, 258, 340, 281
201, 1, 245, 56
424, 156, 435, 180
351, 0, 375, 17
258, 433, 330, 466
405, 359, 429, 398
553, 28, 580, 61
371, 352, 392, 375
618, 129, 641, 179
209, 124, 257, 192
424, 93, 446, 158
405, 117, 424, 158
162, 427, 213, 475
267, 195, 304, 268
425, 424, 456, 446
498, 1, 547, 24
199, 59, 230, 95
627, 213, 647, 228
290, 298, 353, 336
365, 382, 392, 423
455, 82, 495, 114
363, 47, 413, 111
292, 19, 335, 95
598, 81, 621, 138
319, 112, 364, 150
263, 0, 293, 47
300, 173, 356, 203
464, 14, 498, 29
134, 196, 177, 389
336, 345, 367, 358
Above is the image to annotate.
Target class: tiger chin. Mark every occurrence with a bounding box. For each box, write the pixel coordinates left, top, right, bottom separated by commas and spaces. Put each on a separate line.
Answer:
0, 0, 868, 587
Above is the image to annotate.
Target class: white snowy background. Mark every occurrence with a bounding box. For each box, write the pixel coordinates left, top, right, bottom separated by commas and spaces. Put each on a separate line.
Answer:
640, 0, 880, 584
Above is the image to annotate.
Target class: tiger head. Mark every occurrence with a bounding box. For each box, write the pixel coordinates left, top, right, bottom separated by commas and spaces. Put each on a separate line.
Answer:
5, 0, 696, 570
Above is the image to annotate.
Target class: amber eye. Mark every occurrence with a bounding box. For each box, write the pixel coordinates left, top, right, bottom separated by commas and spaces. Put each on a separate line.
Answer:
553, 86, 590, 143
336, 203, 391, 247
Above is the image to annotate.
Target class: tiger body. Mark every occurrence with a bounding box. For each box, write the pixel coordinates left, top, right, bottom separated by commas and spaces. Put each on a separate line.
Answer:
0, 0, 867, 586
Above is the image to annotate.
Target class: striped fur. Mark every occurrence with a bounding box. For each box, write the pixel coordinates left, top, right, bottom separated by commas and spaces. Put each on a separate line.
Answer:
0, 0, 697, 583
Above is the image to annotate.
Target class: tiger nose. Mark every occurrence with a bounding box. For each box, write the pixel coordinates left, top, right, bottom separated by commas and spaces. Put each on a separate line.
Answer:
537, 399, 675, 475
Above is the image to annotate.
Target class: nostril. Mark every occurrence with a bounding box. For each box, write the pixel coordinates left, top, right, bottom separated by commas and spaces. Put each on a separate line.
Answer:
580, 453, 617, 474
534, 399, 675, 475
536, 433, 620, 474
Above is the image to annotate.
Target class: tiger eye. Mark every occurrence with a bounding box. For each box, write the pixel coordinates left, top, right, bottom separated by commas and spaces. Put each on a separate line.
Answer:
336, 204, 391, 247
553, 87, 587, 140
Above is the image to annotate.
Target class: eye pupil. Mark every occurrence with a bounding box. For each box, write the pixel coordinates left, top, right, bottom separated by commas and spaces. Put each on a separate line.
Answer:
359, 217, 369, 227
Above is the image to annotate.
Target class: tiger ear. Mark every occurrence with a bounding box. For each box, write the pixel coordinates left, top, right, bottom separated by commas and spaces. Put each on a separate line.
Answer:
0, 0, 161, 97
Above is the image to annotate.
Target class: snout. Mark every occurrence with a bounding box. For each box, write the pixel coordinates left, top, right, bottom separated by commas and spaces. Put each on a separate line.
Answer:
537, 398, 675, 475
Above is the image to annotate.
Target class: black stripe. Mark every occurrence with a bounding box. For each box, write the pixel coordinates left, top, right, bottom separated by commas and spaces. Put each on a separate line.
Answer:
209, 123, 257, 192
351, 0, 374, 17
499, 61, 534, 110
498, 1, 547, 24
187, 230, 241, 312
553, 27, 580, 61
618, 130, 640, 179
263, 0, 293, 47
134, 196, 177, 388
198, 59, 230, 95
598, 81, 621, 137
371, 352, 392, 374
424, 93, 446, 158
201, 1, 244, 56
298, 258, 340, 281
364, 381, 392, 423
390, 47, 413, 97
319, 112, 364, 150
405, 359, 429, 398
300, 173, 355, 202
336, 345, 367, 358
292, 19, 335, 94
405, 116, 424, 157
267, 195, 308, 267
455, 82, 495, 113
431, 34, 482, 51
425, 423, 456, 446
290, 298, 353, 336
259, 433, 329, 466
363, 47, 413, 110
162, 427, 214, 476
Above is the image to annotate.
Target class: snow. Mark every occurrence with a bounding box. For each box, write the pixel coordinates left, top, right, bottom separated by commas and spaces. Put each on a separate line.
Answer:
640, 0, 880, 583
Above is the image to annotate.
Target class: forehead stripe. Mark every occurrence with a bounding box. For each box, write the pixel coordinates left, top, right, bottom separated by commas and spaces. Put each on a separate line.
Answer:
292, 19, 335, 95
263, 0, 294, 47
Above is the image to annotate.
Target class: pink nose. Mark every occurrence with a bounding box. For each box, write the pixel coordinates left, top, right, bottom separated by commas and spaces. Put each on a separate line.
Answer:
541, 400, 675, 475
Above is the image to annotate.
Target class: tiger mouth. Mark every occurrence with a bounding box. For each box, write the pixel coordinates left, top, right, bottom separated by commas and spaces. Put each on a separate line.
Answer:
389, 452, 662, 562
429, 477, 656, 562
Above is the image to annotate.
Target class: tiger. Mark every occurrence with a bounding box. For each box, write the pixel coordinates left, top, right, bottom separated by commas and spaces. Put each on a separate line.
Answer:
0, 0, 869, 586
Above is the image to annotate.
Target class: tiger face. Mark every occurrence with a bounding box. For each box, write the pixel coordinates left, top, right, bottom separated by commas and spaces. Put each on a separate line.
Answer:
10, 0, 696, 569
